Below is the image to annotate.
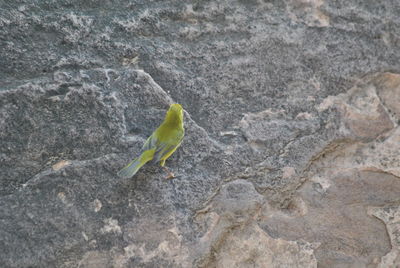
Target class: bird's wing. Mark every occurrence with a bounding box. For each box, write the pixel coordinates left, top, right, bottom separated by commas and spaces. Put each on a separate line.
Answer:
143, 127, 184, 163
153, 142, 176, 162
153, 134, 184, 162
140, 131, 173, 162
142, 133, 156, 151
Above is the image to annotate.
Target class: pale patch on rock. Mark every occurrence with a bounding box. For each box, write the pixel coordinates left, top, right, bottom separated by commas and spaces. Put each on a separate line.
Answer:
215, 223, 318, 268
112, 223, 189, 268
240, 109, 286, 124
100, 218, 122, 234
219, 130, 238, 137
264, 169, 398, 267
317, 96, 335, 112
60, 13, 94, 44
307, 95, 316, 102
92, 199, 102, 212
318, 75, 395, 140
81, 232, 89, 241
78, 251, 111, 268
194, 180, 317, 267
57, 192, 67, 204
56, 191, 74, 208
239, 108, 319, 153
373, 72, 400, 120
296, 112, 314, 120
282, 166, 296, 179
286, 0, 330, 27
310, 127, 400, 179
342, 86, 393, 139
368, 205, 400, 268
52, 160, 70, 171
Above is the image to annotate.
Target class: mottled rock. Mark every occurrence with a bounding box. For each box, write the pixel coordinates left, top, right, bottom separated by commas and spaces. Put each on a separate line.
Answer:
193, 180, 317, 268
213, 223, 318, 268
373, 72, 400, 120
1, 0, 400, 267
369, 205, 400, 268
318, 76, 394, 140
262, 170, 399, 267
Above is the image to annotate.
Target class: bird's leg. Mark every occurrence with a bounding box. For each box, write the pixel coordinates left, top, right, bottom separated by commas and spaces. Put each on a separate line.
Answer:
162, 166, 175, 179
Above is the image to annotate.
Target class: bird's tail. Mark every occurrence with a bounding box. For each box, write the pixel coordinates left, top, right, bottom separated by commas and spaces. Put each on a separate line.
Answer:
117, 148, 155, 178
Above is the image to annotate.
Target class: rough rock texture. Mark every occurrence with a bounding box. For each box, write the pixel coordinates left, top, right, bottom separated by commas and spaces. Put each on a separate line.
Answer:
1, 0, 400, 267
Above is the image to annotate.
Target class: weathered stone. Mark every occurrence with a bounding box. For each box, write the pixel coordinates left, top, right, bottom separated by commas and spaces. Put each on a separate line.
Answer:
193, 180, 317, 268
318, 77, 394, 140
373, 72, 400, 120
368, 205, 400, 268
1, 0, 400, 267
212, 223, 318, 268
262, 170, 400, 267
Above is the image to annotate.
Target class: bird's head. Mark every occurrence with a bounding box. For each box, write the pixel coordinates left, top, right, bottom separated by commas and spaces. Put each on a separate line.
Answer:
166, 103, 184, 124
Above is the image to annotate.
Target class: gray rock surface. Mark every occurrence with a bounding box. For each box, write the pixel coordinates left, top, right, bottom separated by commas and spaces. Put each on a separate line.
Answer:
1, 0, 400, 267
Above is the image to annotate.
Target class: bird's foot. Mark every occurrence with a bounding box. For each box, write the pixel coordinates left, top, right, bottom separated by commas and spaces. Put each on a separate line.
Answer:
166, 173, 175, 180
162, 166, 175, 180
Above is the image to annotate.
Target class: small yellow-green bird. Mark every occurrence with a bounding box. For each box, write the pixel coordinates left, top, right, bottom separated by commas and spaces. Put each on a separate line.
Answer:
118, 103, 185, 179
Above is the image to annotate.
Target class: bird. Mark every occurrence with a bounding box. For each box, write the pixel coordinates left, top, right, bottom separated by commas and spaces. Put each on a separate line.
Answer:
118, 103, 185, 179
